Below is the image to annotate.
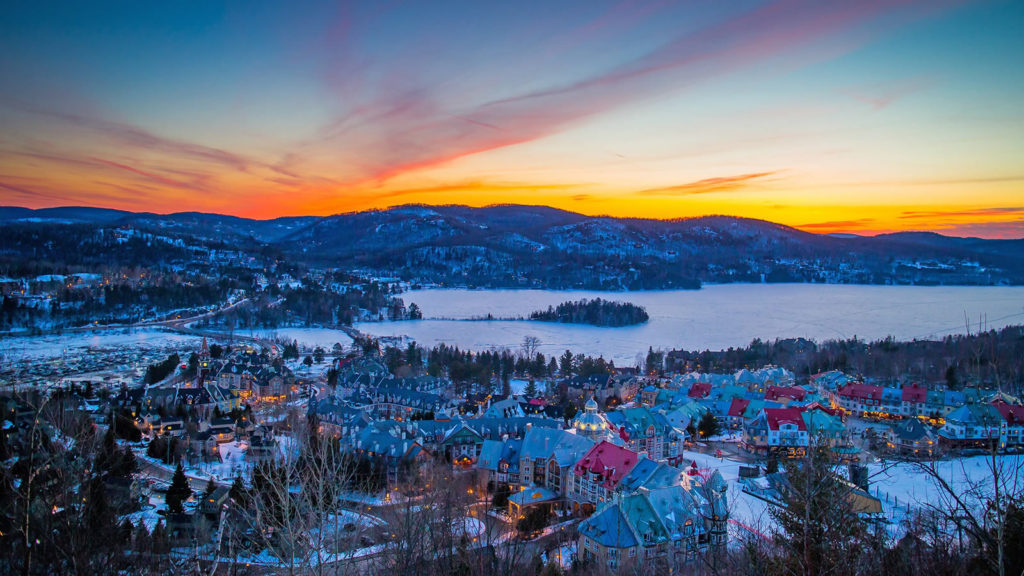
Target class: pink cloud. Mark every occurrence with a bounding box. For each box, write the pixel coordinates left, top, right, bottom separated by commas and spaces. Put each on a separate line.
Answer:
313, 1, 957, 189
636, 172, 779, 196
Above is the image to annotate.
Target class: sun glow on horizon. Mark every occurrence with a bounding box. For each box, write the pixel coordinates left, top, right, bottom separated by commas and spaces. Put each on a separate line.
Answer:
1, 1, 1022, 238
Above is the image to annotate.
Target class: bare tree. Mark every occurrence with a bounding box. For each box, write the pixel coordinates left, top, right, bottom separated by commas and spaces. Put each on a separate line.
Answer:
902, 445, 1024, 576
522, 336, 541, 361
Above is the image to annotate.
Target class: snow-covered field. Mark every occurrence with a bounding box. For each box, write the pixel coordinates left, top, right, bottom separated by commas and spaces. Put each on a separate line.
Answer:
356, 285, 1024, 363
259, 328, 354, 351
3, 328, 208, 361
868, 454, 1024, 516
691, 450, 1024, 543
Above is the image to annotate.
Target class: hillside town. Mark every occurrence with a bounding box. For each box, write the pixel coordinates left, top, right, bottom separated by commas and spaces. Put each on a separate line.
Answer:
3, 326, 1022, 575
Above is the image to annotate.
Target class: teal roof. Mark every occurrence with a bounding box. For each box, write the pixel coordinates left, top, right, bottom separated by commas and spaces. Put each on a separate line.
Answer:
579, 504, 639, 548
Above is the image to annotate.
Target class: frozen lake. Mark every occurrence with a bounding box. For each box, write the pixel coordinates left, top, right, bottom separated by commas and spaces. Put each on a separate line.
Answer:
354, 285, 1024, 364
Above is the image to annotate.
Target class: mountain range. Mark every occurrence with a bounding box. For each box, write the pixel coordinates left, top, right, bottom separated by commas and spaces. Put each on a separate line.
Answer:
2, 204, 1022, 289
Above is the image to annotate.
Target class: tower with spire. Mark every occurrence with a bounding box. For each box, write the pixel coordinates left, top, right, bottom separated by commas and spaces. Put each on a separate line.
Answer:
198, 337, 212, 383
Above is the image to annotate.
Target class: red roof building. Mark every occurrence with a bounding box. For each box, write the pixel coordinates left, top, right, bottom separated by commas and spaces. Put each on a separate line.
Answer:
765, 385, 808, 402
764, 408, 808, 432
568, 441, 644, 507
727, 398, 751, 418
836, 383, 884, 416
901, 384, 927, 404
688, 382, 711, 399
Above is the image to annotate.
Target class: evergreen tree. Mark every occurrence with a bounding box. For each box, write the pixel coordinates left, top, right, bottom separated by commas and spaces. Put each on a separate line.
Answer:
84, 475, 113, 534
151, 521, 170, 555
563, 403, 578, 423
229, 475, 249, 508
114, 445, 139, 478
524, 379, 538, 398
203, 476, 217, 500
95, 427, 118, 475
697, 411, 721, 439
559, 349, 574, 375
166, 463, 192, 513
767, 443, 865, 575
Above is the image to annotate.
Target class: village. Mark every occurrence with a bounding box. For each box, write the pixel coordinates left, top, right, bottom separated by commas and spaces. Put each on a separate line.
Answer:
3, 325, 1021, 574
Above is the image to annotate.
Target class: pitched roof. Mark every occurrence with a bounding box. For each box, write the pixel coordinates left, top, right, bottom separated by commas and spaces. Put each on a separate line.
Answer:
764, 408, 807, 431
992, 401, 1024, 425
688, 382, 711, 399
901, 384, 928, 403
765, 385, 808, 402
578, 503, 639, 548
573, 441, 642, 490
520, 427, 594, 463
838, 383, 883, 401
727, 398, 751, 418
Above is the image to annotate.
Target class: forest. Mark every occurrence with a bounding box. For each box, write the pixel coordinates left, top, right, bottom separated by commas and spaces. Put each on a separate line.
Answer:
528, 298, 649, 326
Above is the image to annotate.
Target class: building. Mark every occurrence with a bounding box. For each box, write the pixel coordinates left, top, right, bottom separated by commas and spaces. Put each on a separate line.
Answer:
577, 473, 728, 572
567, 441, 643, 513
572, 396, 611, 441
885, 417, 938, 458
741, 408, 809, 457
836, 383, 884, 417
604, 406, 685, 464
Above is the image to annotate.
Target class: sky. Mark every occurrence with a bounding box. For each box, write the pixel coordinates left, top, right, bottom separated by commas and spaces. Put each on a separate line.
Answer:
1, 1, 1022, 237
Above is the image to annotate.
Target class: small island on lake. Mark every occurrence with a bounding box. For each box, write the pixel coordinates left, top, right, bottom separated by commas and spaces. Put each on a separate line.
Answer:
528, 298, 649, 326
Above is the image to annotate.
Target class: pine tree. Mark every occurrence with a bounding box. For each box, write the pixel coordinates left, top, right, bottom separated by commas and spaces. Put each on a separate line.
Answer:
84, 475, 113, 534
113, 445, 138, 478
229, 475, 249, 508
524, 379, 538, 398
95, 426, 118, 475
151, 520, 170, 555
203, 476, 217, 500
768, 443, 865, 575
166, 463, 192, 513
697, 411, 721, 439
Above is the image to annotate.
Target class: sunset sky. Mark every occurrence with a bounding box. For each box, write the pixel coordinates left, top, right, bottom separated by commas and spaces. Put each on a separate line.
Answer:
1, 1, 1022, 237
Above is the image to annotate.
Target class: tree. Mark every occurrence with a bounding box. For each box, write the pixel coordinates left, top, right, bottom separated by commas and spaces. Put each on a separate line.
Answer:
516, 505, 551, 536
524, 379, 538, 398
522, 335, 541, 360
563, 403, 578, 423
492, 482, 512, 509
229, 475, 249, 508
408, 302, 422, 319
203, 476, 217, 500
302, 354, 314, 367
645, 347, 664, 374
697, 411, 721, 439
905, 441, 1024, 576
166, 463, 192, 513
559, 349, 574, 375
766, 442, 866, 576
95, 426, 118, 475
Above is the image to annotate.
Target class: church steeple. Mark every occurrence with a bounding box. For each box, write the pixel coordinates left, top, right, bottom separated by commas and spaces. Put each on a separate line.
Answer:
199, 337, 212, 382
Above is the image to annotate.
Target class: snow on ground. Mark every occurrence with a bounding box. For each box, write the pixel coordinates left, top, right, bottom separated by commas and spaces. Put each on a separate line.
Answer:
124, 493, 166, 531
868, 454, 1024, 520
686, 449, 1024, 544
543, 543, 576, 569
259, 327, 353, 351
3, 328, 206, 361
457, 516, 486, 538
509, 379, 530, 395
